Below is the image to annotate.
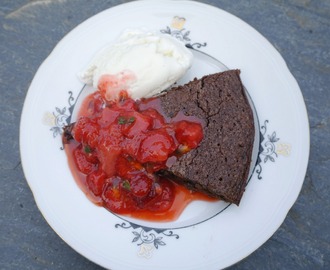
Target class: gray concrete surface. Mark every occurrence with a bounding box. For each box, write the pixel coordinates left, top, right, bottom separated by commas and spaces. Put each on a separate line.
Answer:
1, 0, 329, 269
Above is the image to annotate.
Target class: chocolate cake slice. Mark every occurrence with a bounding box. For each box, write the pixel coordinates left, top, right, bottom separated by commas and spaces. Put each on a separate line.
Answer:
158, 70, 255, 205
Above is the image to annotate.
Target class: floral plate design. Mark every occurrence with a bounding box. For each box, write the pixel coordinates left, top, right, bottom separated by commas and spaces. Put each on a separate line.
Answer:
20, 1, 309, 269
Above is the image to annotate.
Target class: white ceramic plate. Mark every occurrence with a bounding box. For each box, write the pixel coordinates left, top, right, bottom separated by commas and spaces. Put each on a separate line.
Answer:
20, 1, 310, 269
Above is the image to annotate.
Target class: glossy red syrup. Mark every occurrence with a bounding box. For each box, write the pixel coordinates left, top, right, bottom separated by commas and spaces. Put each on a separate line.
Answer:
64, 89, 216, 222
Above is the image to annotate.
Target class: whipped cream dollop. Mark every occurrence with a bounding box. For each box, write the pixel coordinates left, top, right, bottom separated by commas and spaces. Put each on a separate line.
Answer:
79, 29, 193, 100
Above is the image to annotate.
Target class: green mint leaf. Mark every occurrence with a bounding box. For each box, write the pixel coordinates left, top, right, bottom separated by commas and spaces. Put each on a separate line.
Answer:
122, 180, 131, 191
128, 117, 136, 123
118, 116, 127, 125
84, 145, 92, 153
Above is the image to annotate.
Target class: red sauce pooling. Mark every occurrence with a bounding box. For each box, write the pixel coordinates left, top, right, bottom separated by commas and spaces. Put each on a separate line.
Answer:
64, 90, 217, 222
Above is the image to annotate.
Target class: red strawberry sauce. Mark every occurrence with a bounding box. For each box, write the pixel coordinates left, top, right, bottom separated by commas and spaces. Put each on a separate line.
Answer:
64, 89, 216, 222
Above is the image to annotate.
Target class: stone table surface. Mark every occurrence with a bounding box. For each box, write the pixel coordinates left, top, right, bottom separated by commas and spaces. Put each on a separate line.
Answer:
0, 0, 329, 269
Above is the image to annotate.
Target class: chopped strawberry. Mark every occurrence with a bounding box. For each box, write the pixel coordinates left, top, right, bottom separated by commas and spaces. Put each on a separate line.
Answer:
97, 107, 120, 128
102, 177, 137, 214
122, 133, 146, 159
119, 111, 153, 138
86, 168, 107, 196
145, 179, 174, 212
141, 108, 166, 129
137, 129, 176, 163
115, 155, 142, 180
130, 173, 154, 198
73, 145, 97, 175
175, 120, 203, 149
72, 117, 99, 148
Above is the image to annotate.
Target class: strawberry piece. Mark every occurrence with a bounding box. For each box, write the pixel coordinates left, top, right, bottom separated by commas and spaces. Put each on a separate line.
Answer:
98, 145, 121, 177
119, 111, 153, 138
82, 144, 98, 164
130, 173, 154, 198
122, 133, 146, 159
102, 177, 137, 214
145, 179, 174, 212
117, 95, 138, 111
115, 155, 142, 180
97, 107, 120, 128
73, 145, 97, 175
175, 120, 203, 149
72, 117, 99, 148
141, 108, 166, 129
137, 129, 176, 163
97, 124, 123, 177
86, 168, 107, 196
91, 91, 105, 113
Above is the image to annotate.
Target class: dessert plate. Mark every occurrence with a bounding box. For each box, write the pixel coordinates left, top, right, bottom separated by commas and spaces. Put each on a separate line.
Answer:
20, 1, 310, 269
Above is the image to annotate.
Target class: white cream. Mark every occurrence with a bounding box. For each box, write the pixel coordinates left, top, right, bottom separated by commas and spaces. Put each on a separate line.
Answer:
79, 29, 193, 100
